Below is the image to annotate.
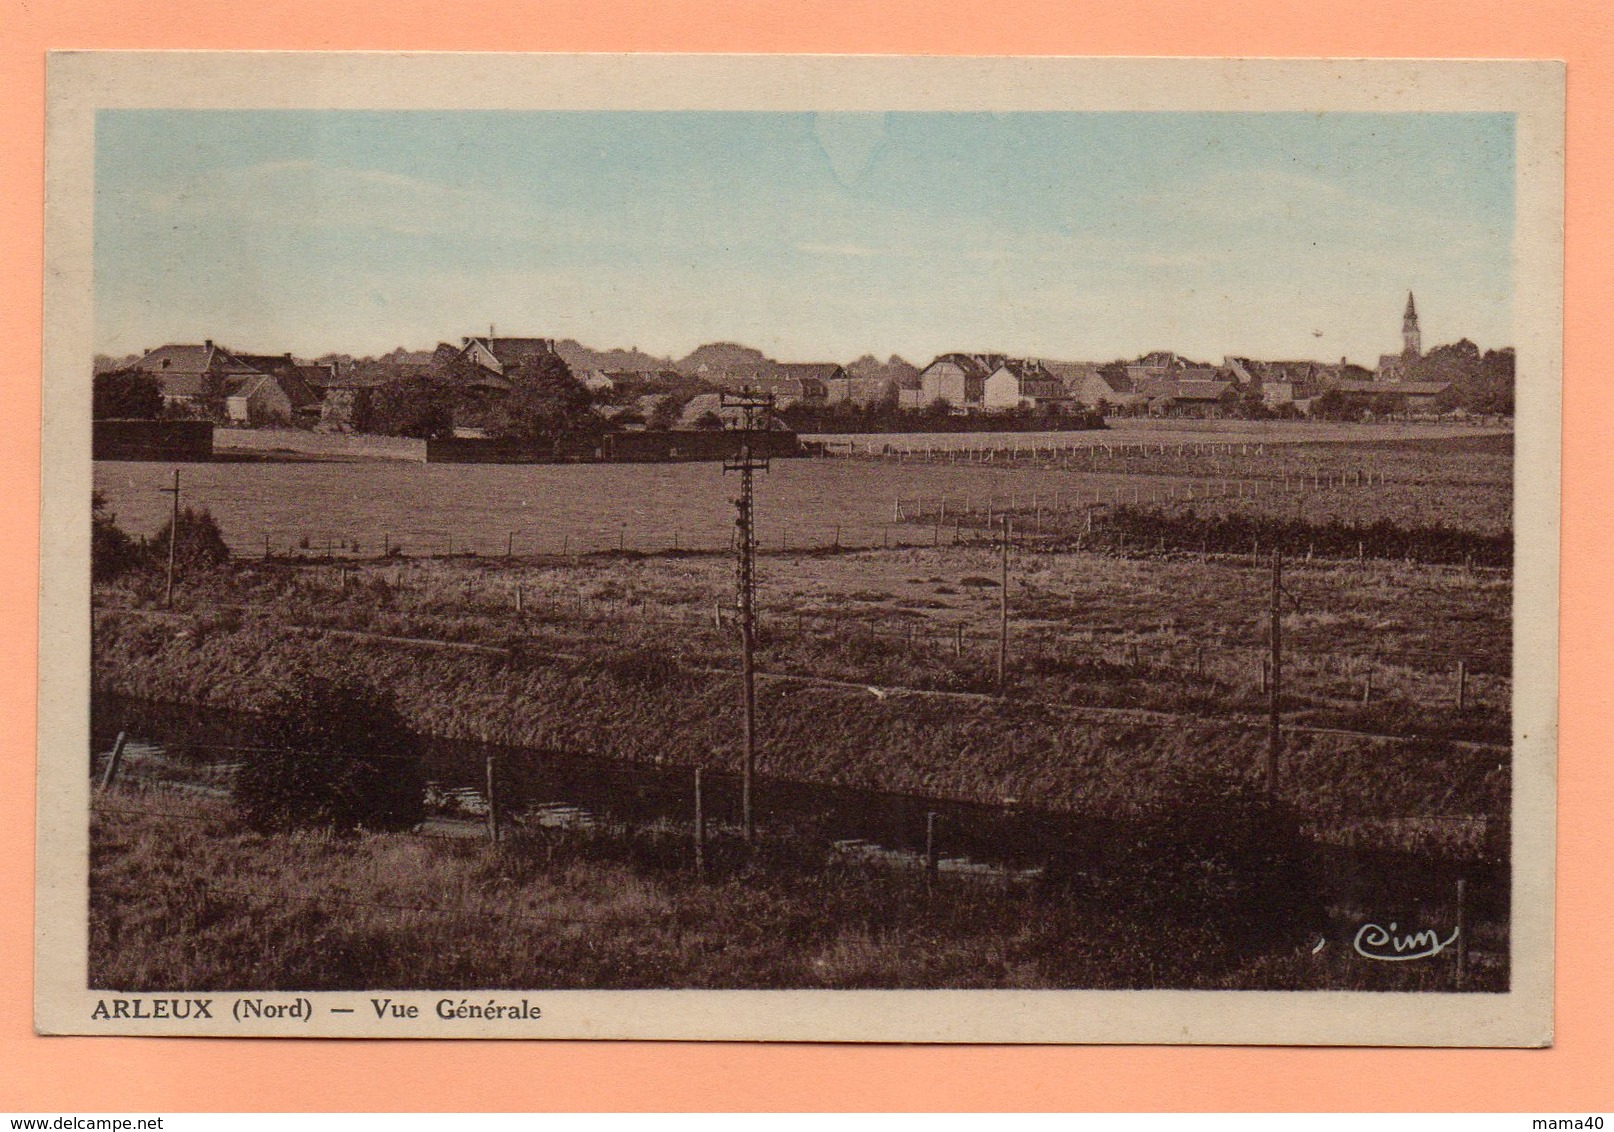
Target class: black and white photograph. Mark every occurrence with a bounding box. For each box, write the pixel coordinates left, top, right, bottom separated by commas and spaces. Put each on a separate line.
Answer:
36, 54, 1562, 1044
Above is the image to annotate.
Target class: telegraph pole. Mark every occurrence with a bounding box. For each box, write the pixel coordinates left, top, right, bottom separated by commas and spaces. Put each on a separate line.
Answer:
722, 388, 775, 842
1267, 548, 1284, 794
160, 468, 181, 608
998, 517, 1011, 695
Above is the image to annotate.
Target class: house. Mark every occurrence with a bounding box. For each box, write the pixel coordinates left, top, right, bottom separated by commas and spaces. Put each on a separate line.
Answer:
131, 340, 267, 414
224, 370, 324, 425
1045, 362, 1140, 412
676, 393, 790, 430
1331, 379, 1453, 414
826, 375, 901, 406
705, 363, 840, 408
433, 333, 565, 393
1124, 351, 1190, 386
981, 359, 1068, 411
914, 353, 1004, 411
315, 359, 433, 431
1135, 378, 1238, 418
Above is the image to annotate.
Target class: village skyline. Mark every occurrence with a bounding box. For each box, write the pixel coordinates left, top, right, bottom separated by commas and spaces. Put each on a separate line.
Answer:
95, 110, 1514, 364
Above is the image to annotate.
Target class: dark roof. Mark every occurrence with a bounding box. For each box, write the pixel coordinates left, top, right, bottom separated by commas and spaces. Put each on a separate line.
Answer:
462, 336, 557, 367
332, 361, 435, 388
775, 362, 846, 382
231, 372, 324, 411
1336, 380, 1452, 396
134, 342, 262, 379
1139, 378, 1236, 401
922, 353, 1003, 381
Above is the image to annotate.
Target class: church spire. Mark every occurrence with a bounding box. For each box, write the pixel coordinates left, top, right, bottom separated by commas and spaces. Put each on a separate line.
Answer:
1402, 291, 1421, 357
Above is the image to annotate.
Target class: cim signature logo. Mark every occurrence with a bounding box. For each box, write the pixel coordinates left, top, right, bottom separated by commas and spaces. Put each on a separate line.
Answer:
1352, 921, 1460, 961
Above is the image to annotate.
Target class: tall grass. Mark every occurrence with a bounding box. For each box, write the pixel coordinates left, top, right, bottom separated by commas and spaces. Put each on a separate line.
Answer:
90, 796, 1499, 992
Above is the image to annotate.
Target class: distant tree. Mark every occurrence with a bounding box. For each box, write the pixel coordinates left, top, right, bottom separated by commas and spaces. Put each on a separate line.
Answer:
198, 372, 233, 422
370, 376, 455, 439
483, 354, 604, 454
93, 369, 164, 420
1233, 389, 1273, 420
692, 410, 724, 430
646, 394, 685, 431
1309, 388, 1360, 422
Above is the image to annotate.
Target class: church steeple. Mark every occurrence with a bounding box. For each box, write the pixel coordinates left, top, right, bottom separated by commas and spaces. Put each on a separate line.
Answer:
1402, 291, 1421, 357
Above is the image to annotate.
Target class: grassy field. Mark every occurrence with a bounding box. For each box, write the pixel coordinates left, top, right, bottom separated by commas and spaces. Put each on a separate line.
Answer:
90, 795, 1498, 991
90, 429, 1512, 558
93, 535, 1510, 819
88, 426, 1512, 990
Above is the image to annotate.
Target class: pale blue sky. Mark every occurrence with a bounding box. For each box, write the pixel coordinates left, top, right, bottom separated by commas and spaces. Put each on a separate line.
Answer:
94, 110, 1514, 364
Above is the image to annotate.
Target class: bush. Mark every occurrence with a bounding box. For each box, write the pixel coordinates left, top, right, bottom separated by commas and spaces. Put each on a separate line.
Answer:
145, 506, 231, 575
233, 673, 425, 832
1041, 776, 1322, 950
92, 491, 143, 582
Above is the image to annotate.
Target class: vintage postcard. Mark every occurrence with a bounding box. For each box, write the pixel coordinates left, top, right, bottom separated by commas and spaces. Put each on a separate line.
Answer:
36, 53, 1562, 1043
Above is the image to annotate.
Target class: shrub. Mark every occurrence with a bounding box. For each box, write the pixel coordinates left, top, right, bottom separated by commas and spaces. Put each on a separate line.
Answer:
595, 644, 683, 689
233, 673, 424, 832
145, 506, 231, 575
91, 491, 143, 582
1040, 776, 1322, 950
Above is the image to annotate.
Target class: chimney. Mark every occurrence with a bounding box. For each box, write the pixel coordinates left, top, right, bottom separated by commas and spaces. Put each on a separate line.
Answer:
489, 323, 495, 341
204, 339, 213, 350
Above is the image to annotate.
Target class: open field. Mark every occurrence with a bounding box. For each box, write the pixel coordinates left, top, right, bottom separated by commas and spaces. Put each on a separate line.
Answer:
93, 431, 1512, 557
93, 536, 1510, 813
89, 794, 1499, 991
88, 425, 1512, 991
810, 419, 1510, 452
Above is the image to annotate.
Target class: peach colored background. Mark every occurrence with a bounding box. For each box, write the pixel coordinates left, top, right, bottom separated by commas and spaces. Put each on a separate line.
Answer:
2, 0, 1608, 1113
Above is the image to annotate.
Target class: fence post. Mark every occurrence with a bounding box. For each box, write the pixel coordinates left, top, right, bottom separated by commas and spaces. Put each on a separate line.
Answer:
515, 583, 523, 613
694, 767, 706, 877
924, 810, 939, 890
1454, 875, 1469, 989
1456, 660, 1468, 712
1362, 668, 1373, 704
484, 755, 500, 844
98, 731, 128, 794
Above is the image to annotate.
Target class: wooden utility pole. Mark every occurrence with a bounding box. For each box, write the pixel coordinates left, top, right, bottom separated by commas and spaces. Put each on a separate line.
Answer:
484, 754, 500, 843
723, 389, 774, 843
998, 518, 1011, 695
1267, 549, 1284, 793
160, 469, 180, 607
